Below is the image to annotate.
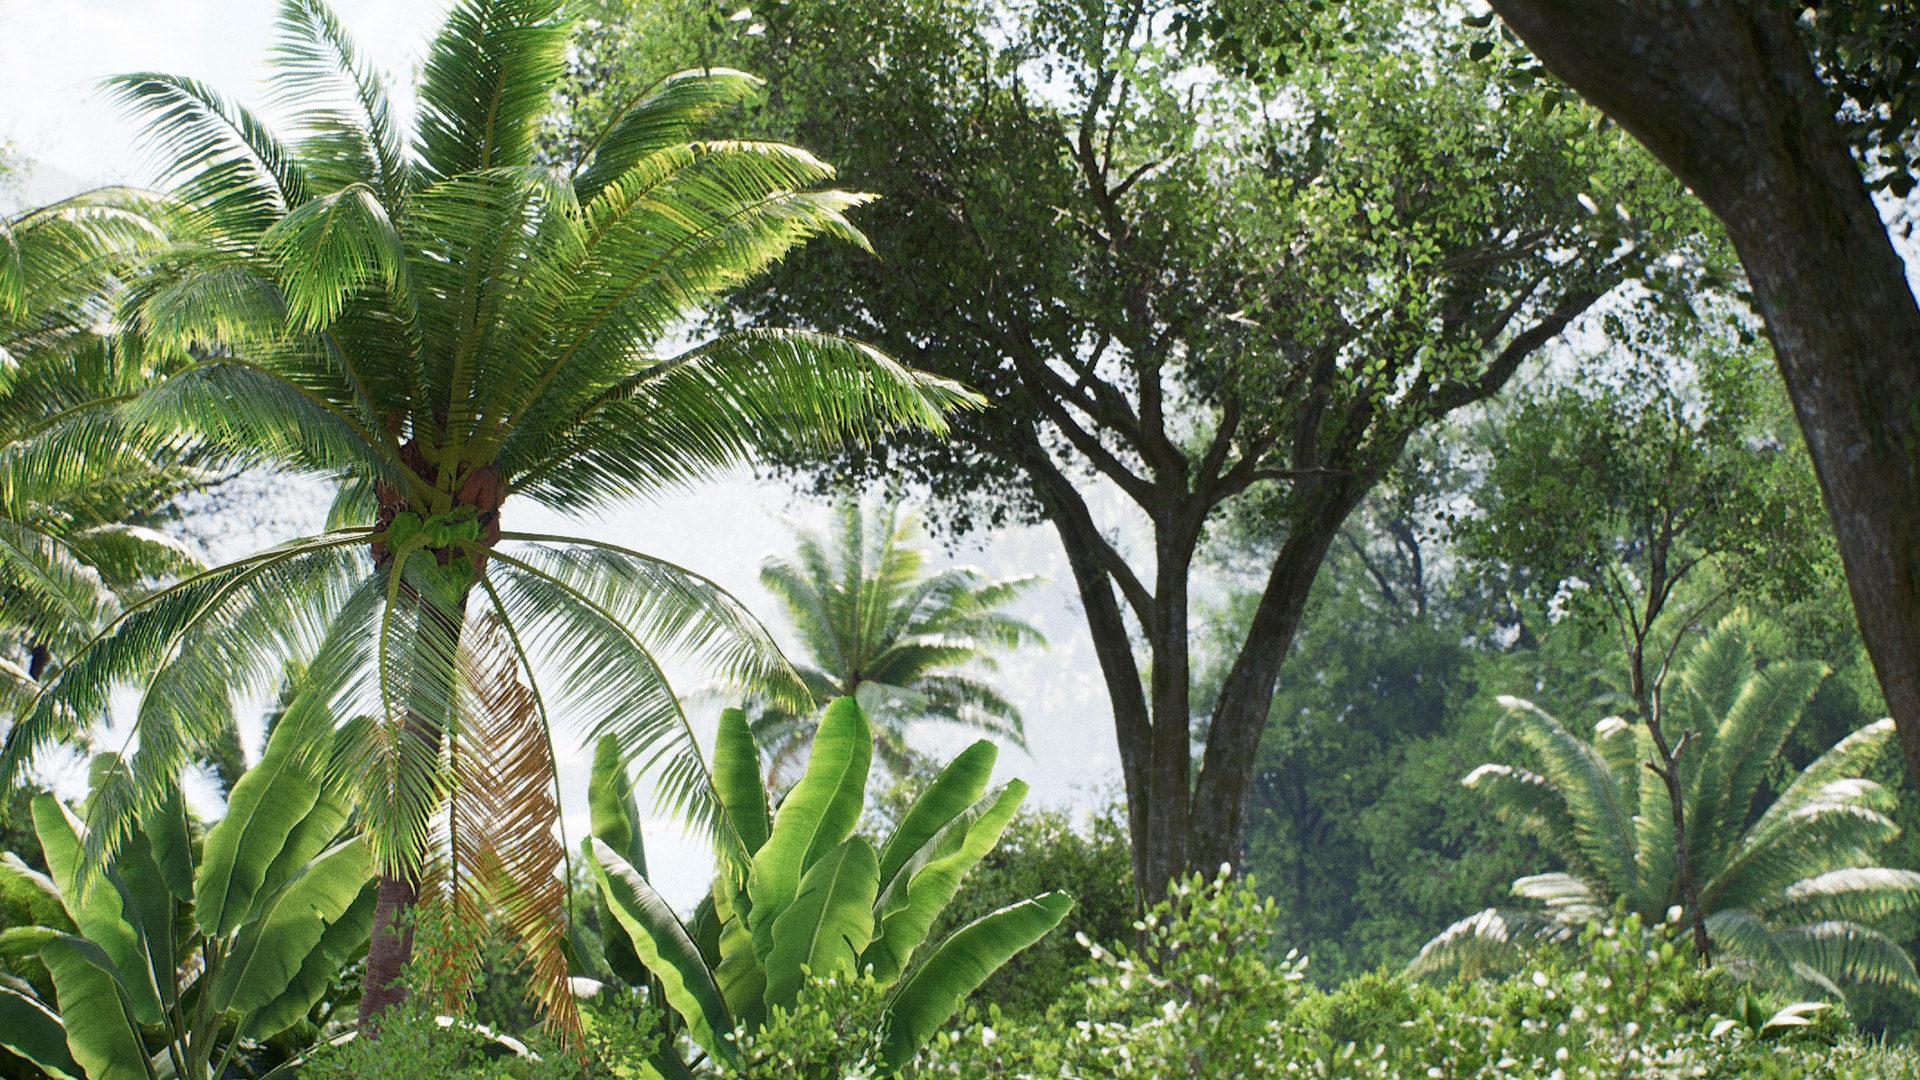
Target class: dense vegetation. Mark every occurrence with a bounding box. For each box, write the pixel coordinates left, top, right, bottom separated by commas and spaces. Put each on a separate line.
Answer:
1, 0, 1918, 1075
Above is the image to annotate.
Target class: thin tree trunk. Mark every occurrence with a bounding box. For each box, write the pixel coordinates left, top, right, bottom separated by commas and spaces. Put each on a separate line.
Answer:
1040, 490, 1154, 913
1483, 0, 1920, 798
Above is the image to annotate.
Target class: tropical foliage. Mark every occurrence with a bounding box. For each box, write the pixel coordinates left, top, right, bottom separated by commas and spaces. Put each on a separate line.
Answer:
0, 191, 202, 709
0, 695, 370, 1080
585, 696, 1072, 1074
1415, 619, 1920, 1001
746, 499, 1042, 779
0, 0, 972, 1034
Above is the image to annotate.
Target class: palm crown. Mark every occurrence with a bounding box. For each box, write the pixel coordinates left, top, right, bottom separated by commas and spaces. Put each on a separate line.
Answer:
749, 499, 1043, 780
1415, 618, 1920, 1001
0, 0, 973, 1035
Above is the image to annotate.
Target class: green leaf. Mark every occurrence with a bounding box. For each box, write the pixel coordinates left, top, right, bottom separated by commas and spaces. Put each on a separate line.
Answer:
39, 936, 156, 1080
763, 836, 879, 1014
711, 871, 766, 1033
749, 696, 871, 965
713, 707, 770, 857
31, 795, 165, 1025
196, 696, 331, 938
214, 837, 374, 1014
875, 740, 997, 893
0, 982, 81, 1080
143, 785, 195, 903
589, 734, 654, 987
590, 734, 649, 876
243, 878, 378, 1039
590, 839, 734, 1062
865, 781, 1026, 985
0, 854, 74, 931
879, 892, 1073, 1070
111, 827, 181, 1009
0, 925, 63, 996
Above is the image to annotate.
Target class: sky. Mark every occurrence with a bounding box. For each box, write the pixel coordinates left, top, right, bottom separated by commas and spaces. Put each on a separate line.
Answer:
0, 0, 1131, 908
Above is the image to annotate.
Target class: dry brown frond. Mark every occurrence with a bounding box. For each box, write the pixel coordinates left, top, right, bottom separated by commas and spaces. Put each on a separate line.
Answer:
449, 613, 582, 1045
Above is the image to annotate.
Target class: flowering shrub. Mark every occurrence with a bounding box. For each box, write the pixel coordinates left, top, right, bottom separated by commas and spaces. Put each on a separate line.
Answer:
918, 872, 1920, 1080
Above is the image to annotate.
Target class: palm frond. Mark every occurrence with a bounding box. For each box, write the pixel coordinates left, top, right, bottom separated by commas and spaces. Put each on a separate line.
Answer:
269, 0, 409, 205
1406, 907, 1575, 982
1492, 697, 1640, 898
100, 73, 308, 236
413, 0, 569, 184
572, 68, 765, 202
446, 614, 579, 1041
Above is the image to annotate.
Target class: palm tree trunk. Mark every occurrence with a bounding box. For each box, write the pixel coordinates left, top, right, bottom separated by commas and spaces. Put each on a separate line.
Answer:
358, 464, 503, 1033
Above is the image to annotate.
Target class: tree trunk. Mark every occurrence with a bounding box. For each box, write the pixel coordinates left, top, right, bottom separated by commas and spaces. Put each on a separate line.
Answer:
358, 874, 420, 1030
1482, 0, 1920, 795
1190, 485, 1358, 874
357, 462, 503, 1033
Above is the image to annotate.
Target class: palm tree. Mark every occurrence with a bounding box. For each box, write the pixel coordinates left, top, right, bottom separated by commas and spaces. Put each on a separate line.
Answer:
0, 191, 202, 705
0, 0, 972, 1037
748, 498, 1043, 780
1413, 618, 1920, 1002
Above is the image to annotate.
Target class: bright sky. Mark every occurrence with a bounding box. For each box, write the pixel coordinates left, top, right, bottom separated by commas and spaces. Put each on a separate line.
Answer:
0, 0, 1127, 908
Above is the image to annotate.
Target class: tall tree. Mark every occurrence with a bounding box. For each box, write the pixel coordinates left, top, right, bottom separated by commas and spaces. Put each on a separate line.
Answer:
0, 0, 970, 1034
1311, 0, 1920, 807
1461, 328, 1834, 958
577, 0, 1708, 901
748, 498, 1042, 781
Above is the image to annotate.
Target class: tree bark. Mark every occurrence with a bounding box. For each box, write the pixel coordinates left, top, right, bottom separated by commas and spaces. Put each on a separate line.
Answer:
1482, 0, 1920, 796
1190, 482, 1360, 874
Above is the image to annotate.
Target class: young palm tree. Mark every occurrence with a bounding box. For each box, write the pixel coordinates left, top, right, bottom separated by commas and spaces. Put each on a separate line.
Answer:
1413, 618, 1920, 1002
0, 0, 973, 1035
0, 191, 202, 705
748, 498, 1043, 780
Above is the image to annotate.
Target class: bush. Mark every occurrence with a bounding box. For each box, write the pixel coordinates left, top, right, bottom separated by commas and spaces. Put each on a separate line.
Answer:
917, 872, 1920, 1080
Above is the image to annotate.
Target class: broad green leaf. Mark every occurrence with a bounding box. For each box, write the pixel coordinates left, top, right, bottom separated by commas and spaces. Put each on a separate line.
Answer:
865, 781, 1026, 984
875, 740, 997, 895
244, 879, 378, 1039
590, 839, 734, 1062
711, 871, 766, 1032
713, 707, 770, 857
39, 936, 157, 1080
0, 853, 74, 931
196, 697, 331, 938
880, 892, 1073, 1070
255, 789, 352, 906
31, 795, 165, 1025
764, 836, 879, 1014
143, 785, 195, 903
590, 734, 649, 875
214, 837, 373, 1014
0, 925, 62, 996
112, 829, 180, 1009
749, 696, 870, 965
0, 982, 81, 1080
589, 736, 652, 986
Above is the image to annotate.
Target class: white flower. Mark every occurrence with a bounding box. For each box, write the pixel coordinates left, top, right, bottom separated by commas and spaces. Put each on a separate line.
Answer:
1532, 971, 1550, 988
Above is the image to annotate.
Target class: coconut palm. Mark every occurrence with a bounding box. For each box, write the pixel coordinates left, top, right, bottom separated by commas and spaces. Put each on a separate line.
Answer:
1413, 618, 1920, 1002
747, 498, 1043, 781
0, 191, 202, 705
0, 0, 972, 1037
